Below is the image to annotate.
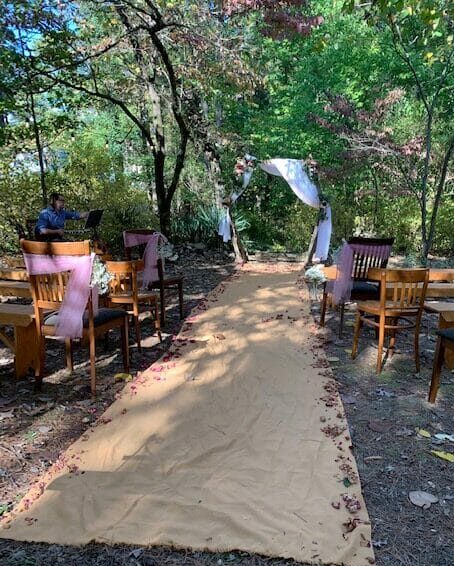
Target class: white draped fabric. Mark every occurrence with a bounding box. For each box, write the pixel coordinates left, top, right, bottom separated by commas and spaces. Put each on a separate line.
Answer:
218, 207, 232, 243
259, 159, 332, 261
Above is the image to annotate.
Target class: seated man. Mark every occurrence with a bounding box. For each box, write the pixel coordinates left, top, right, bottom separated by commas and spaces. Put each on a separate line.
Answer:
35, 193, 88, 241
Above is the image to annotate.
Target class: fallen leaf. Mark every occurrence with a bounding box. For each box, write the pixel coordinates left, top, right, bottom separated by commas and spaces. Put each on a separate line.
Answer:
368, 420, 392, 433
114, 373, 133, 382
327, 357, 339, 362
395, 428, 413, 437
364, 456, 383, 463
417, 428, 431, 438
38, 426, 52, 434
431, 450, 454, 463
409, 491, 439, 509
434, 433, 454, 442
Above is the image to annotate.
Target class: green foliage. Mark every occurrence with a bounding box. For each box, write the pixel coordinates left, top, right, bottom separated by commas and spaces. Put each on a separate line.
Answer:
0, 0, 453, 260
172, 205, 250, 249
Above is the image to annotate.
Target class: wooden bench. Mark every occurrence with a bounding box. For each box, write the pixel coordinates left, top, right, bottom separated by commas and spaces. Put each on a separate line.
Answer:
0, 304, 38, 378
0, 268, 29, 281
0, 280, 32, 298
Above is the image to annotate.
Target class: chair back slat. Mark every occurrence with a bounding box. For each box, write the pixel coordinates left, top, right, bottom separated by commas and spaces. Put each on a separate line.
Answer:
379, 268, 429, 311
105, 260, 140, 298
123, 230, 155, 260
348, 237, 394, 281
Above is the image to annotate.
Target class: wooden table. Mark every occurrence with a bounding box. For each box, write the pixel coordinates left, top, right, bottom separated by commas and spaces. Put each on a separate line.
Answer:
0, 303, 38, 378
0, 280, 32, 298
424, 301, 454, 369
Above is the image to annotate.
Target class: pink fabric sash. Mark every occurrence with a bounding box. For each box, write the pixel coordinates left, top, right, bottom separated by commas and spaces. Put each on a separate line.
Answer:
142, 232, 168, 288
123, 231, 168, 288
329, 243, 392, 305
23, 253, 95, 339
123, 231, 154, 249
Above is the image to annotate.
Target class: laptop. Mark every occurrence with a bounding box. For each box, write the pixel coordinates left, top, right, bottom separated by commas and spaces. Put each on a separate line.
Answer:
84, 209, 103, 230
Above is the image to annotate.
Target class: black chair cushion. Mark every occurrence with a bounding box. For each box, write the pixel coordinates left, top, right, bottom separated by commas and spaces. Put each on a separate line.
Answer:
351, 281, 380, 299
44, 308, 126, 328
436, 328, 454, 343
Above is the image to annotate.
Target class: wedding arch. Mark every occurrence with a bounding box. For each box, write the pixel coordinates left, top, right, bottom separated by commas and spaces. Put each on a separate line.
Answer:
219, 157, 332, 262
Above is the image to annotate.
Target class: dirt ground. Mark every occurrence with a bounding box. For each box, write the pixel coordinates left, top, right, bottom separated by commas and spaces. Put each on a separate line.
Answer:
1, 254, 453, 565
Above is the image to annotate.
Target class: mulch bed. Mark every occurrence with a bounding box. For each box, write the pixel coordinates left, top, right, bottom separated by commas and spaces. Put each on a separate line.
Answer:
1, 255, 453, 565
314, 298, 454, 566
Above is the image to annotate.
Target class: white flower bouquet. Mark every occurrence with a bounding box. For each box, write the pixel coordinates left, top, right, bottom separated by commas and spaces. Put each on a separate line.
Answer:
90, 256, 113, 295
304, 265, 327, 300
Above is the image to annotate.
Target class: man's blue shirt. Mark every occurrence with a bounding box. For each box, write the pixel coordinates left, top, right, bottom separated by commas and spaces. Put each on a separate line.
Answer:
35, 206, 80, 235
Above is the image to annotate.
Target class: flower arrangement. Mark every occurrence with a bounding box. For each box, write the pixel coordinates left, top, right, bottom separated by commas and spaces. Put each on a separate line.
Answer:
305, 264, 327, 285
90, 256, 113, 295
304, 264, 327, 300
234, 154, 257, 178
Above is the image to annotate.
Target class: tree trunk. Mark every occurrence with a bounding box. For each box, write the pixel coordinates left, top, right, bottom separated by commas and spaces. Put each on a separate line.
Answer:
230, 211, 248, 263
424, 133, 454, 258
159, 199, 172, 237
28, 89, 47, 207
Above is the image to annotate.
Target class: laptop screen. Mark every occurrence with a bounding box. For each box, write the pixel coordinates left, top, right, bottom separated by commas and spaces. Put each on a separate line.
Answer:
84, 209, 103, 229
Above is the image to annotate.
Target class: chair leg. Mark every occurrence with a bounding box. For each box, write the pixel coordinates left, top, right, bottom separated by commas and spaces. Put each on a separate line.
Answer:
120, 318, 130, 374
89, 332, 96, 398
133, 305, 142, 352
153, 299, 162, 342
388, 318, 396, 359
428, 337, 445, 403
351, 311, 362, 359
159, 284, 166, 326
339, 302, 345, 338
376, 315, 385, 373
65, 338, 73, 372
178, 281, 184, 320
35, 335, 46, 391
320, 291, 328, 327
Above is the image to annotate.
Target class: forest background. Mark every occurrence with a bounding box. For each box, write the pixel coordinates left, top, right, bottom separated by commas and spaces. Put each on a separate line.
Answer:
1, 0, 453, 261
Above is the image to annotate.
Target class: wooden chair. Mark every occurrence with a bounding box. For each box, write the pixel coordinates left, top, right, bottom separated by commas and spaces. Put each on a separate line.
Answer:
106, 259, 161, 351
124, 230, 184, 326
428, 329, 454, 403
351, 268, 429, 373
320, 237, 394, 335
21, 239, 129, 397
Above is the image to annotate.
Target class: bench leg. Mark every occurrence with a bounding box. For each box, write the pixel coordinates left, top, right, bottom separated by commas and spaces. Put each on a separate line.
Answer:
429, 337, 445, 403
14, 323, 39, 379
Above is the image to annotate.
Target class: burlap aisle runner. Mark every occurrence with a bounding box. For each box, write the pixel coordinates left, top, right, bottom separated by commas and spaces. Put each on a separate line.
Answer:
1, 264, 374, 565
